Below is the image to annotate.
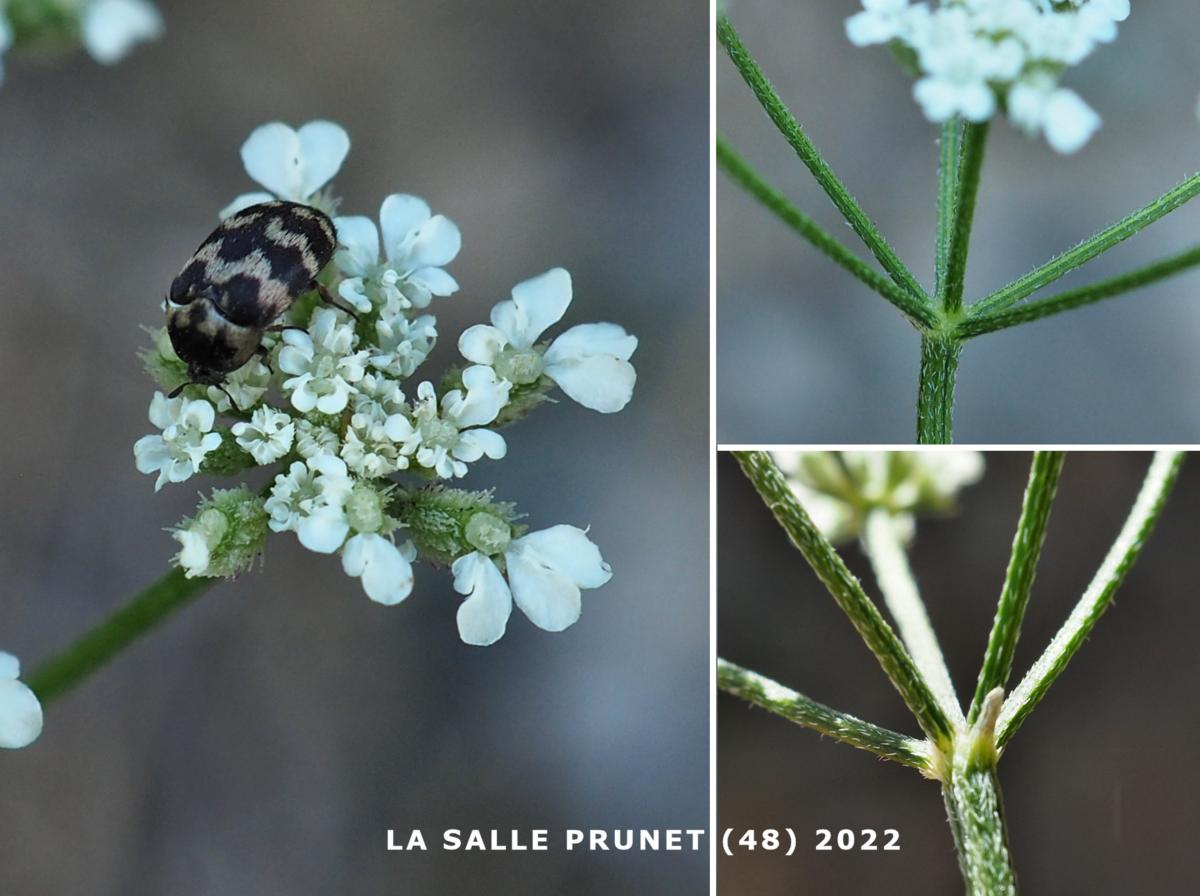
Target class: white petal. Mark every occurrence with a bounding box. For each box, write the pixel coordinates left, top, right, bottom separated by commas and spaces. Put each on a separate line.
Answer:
512, 525, 613, 589
401, 216, 462, 271
493, 268, 572, 348
241, 122, 304, 199
457, 324, 509, 365
0, 679, 43, 749
407, 267, 458, 297
452, 552, 513, 646
297, 506, 350, 553
81, 0, 163, 65
379, 194, 432, 260
220, 192, 275, 220
333, 216, 381, 276
452, 428, 507, 462
543, 354, 636, 413
342, 534, 413, 606
506, 549, 582, 633
544, 322, 638, 363
0, 652, 19, 680
449, 365, 510, 427
295, 121, 351, 197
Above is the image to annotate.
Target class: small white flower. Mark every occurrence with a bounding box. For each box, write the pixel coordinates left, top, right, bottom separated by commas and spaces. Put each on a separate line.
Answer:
370, 311, 437, 379
232, 407, 295, 464
278, 307, 369, 414
81, 0, 163, 65
1009, 75, 1100, 154
452, 525, 613, 646
342, 534, 416, 605
385, 369, 509, 479
206, 357, 270, 413
133, 392, 222, 491
341, 396, 407, 478
265, 455, 355, 553
294, 419, 340, 460
845, 0, 914, 47
458, 268, 638, 413
221, 120, 350, 218
0, 652, 43, 749
172, 507, 228, 577
334, 194, 461, 312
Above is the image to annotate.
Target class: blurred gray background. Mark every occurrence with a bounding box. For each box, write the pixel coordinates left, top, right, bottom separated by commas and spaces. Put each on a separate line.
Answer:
0, 1, 708, 893
719, 452, 1200, 894
718, 1, 1200, 443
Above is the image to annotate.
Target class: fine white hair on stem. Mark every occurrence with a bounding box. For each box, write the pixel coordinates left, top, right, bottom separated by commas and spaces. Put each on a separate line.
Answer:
997, 451, 1184, 745
862, 509, 964, 729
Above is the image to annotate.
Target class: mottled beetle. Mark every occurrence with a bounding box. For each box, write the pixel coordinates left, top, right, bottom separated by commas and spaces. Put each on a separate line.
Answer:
165, 200, 347, 402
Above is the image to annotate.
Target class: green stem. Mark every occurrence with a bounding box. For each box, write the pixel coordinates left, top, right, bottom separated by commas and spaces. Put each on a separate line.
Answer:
968, 452, 1064, 724
935, 118, 962, 299
733, 451, 955, 749
970, 171, 1200, 319
944, 764, 1017, 895
916, 335, 961, 444
717, 13, 929, 304
718, 658, 933, 771
717, 138, 936, 328
958, 243, 1200, 338
25, 567, 215, 705
997, 451, 1184, 748
942, 121, 989, 314
945, 689, 1017, 896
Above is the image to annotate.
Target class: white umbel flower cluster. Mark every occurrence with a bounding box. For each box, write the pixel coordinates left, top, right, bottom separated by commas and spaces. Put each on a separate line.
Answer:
0, 0, 162, 87
136, 120, 636, 646
772, 451, 985, 543
846, 0, 1130, 153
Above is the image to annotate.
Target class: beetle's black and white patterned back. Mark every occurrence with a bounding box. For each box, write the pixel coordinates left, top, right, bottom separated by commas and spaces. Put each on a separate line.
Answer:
169, 201, 336, 329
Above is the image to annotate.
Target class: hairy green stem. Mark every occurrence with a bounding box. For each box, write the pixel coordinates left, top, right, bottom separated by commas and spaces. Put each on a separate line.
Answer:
968, 452, 1064, 723
733, 451, 954, 748
717, 13, 929, 303
916, 335, 961, 444
25, 567, 215, 705
718, 658, 933, 771
970, 172, 1200, 318
945, 688, 1017, 895
959, 243, 1200, 338
717, 138, 936, 328
997, 451, 1184, 747
942, 121, 989, 314
935, 117, 962, 299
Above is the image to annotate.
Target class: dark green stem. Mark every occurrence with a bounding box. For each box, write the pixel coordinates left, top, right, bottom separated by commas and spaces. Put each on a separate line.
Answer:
968, 452, 1064, 723
970, 171, 1200, 318
717, 138, 936, 328
959, 243, 1200, 338
733, 451, 954, 749
916, 335, 961, 444
942, 121, 989, 313
935, 118, 962, 299
717, 13, 928, 303
26, 568, 215, 705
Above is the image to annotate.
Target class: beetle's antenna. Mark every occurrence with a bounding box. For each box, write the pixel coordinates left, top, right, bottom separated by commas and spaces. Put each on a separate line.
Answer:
166, 381, 242, 412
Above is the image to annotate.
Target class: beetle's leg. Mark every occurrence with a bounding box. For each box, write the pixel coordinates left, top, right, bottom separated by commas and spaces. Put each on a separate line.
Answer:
256, 345, 275, 375
315, 281, 361, 321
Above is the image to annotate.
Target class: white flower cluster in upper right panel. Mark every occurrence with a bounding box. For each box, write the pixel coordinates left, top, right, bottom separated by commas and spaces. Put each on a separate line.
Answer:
846, 0, 1130, 153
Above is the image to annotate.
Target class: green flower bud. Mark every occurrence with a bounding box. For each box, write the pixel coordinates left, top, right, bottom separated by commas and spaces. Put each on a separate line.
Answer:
464, 511, 513, 556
